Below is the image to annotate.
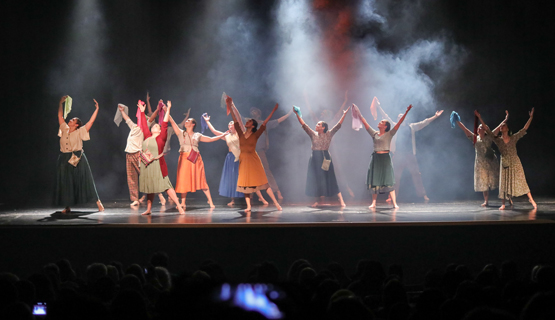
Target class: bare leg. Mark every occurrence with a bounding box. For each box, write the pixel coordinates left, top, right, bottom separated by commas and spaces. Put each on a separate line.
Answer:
245, 194, 252, 212
481, 191, 489, 207
265, 187, 282, 211
139, 195, 146, 204
311, 197, 320, 208
337, 192, 346, 207
130, 201, 140, 207
256, 191, 268, 205
527, 192, 537, 209
499, 198, 506, 211
227, 198, 235, 206
97, 200, 104, 212
181, 193, 187, 208
390, 190, 399, 209
167, 189, 185, 214
142, 194, 154, 215
423, 195, 430, 202
277, 190, 284, 200
369, 194, 378, 209
158, 193, 166, 205
62, 206, 71, 214
203, 188, 215, 208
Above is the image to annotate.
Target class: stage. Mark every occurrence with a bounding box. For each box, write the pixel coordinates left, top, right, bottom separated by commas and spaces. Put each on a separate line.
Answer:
1, 198, 555, 284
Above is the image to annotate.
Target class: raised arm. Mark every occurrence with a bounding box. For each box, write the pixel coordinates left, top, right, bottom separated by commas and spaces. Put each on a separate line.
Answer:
168, 115, 182, 135
303, 88, 319, 124
294, 106, 306, 126
58, 96, 67, 126
355, 104, 372, 131
393, 105, 412, 131
226, 96, 246, 132
456, 121, 474, 138
137, 101, 151, 138
119, 105, 131, 123
148, 105, 159, 123
84, 99, 100, 132
262, 104, 279, 126
163, 101, 171, 123
202, 114, 225, 136
332, 90, 349, 121
523, 108, 534, 131
337, 105, 351, 125
277, 108, 293, 123
492, 110, 509, 135
146, 91, 153, 116
474, 110, 493, 135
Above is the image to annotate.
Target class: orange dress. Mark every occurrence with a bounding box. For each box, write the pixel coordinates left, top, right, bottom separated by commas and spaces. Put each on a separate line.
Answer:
175, 131, 209, 193
235, 122, 269, 193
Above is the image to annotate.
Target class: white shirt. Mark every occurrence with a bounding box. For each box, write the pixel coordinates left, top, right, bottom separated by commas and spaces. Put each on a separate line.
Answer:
58, 123, 90, 153
225, 133, 241, 162
125, 119, 144, 153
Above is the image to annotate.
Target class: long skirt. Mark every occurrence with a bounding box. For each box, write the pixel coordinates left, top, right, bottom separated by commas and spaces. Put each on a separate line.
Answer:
306, 150, 340, 197
219, 152, 244, 198
367, 152, 395, 194
237, 151, 269, 194
175, 151, 209, 193
53, 151, 99, 206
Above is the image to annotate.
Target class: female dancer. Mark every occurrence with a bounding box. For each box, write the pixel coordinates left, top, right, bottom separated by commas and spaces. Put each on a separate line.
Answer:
294, 105, 350, 207
203, 115, 244, 206
455, 111, 508, 206
169, 112, 227, 208
356, 103, 412, 209
475, 109, 537, 210
226, 96, 282, 212
54, 96, 104, 213
137, 100, 184, 215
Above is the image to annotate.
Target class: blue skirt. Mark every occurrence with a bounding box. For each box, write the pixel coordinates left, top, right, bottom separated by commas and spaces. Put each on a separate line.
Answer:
53, 151, 100, 206
219, 152, 244, 198
306, 150, 340, 197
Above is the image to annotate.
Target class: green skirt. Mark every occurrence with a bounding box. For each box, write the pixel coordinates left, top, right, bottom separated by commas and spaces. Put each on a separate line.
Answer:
367, 152, 395, 194
53, 151, 99, 206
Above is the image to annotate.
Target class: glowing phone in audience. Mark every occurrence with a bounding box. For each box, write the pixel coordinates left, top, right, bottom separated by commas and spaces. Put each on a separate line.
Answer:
219, 283, 283, 319
32, 302, 47, 317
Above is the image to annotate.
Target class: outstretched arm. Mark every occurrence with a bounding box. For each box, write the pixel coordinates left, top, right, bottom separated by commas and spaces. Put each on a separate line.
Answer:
474, 110, 493, 135
84, 99, 100, 132
393, 105, 412, 131
168, 115, 181, 135
148, 106, 159, 123
456, 121, 474, 138
58, 96, 67, 126
202, 114, 225, 136
337, 105, 351, 125
492, 110, 509, 135
262, 104, 279, 126
199, 132, 228, 143
163, 101, 171, 123
277, 108, 293, 123
356, 105, 371, 131
295, 107, 306, 126
119, 105, 131, 123
523, 108, 534, 131
226, 96, 246, 132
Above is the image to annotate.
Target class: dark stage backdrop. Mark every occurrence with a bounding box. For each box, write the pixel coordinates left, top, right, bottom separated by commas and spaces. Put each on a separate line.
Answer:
2, 0, 554, 206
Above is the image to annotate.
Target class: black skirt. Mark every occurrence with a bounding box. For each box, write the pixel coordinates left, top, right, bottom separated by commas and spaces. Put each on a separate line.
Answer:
305, 150, 340, 197
53, 151, 100, 206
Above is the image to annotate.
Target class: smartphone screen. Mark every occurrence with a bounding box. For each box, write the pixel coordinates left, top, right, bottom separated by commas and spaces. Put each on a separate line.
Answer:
32, 302, 47, 316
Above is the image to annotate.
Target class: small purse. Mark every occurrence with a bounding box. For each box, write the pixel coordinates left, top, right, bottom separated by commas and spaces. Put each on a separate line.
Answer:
68, 150, 83, 167
186, 133, 199, 164
140, 149, 156, 166
321, 151, 331, 171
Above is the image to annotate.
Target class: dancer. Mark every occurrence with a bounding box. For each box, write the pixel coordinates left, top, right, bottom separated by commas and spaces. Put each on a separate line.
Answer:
475, 109, 537, 210
137, 100, 184, 215
118, 104, 145, 206
169, 112, 227, 208
455, 111, 507, 206
203, 115, 244, 206
294, 105, 350, 207
227, 96, 282, 212
248, 106, 293, 200
377, 104, 442, 202
356, 103, 412, 209
54, 95, 104, 213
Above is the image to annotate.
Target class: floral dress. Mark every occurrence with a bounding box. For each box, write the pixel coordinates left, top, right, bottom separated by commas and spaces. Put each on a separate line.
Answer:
469, 134, 499, 192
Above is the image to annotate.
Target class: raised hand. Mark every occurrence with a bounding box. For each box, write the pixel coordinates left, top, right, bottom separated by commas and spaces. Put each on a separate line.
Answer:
272, 103, 279, 112
529, 108, 534, 117
167, 101, 172, 110
435, 110, 444, 117
344, 105, 351, 114
60, 96, 67, 104
406, 104, 412, 112
146, 91, 150, 101
203, 114, 210, 121
138, 100, 146, 113
93, 99, 99, 109
474, 110, 481, 118
118, 105, 125, 113
225, 96, 233, 106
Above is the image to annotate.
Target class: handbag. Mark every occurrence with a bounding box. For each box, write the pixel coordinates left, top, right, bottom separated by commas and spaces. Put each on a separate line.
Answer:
140, 149, 163, 166
68, 150, 83, 167
186, 133, 199, 164
321, 150, 331, 171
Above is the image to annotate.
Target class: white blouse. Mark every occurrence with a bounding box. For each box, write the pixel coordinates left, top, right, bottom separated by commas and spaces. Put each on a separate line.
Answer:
176, 130, 201, 153
225, 133, 241, 162
58, 123, 90, 153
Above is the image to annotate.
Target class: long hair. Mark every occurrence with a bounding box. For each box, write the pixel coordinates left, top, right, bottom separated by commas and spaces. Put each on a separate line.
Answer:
251, 119, 258, 133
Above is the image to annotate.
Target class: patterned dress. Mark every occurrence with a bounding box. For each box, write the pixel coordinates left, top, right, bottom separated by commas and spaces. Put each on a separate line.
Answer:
469, 135, 499, 192
489, 129, 530, 199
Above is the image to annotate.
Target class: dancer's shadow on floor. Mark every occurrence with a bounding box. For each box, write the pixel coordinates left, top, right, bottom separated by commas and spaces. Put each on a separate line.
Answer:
38, 211, 99, 222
